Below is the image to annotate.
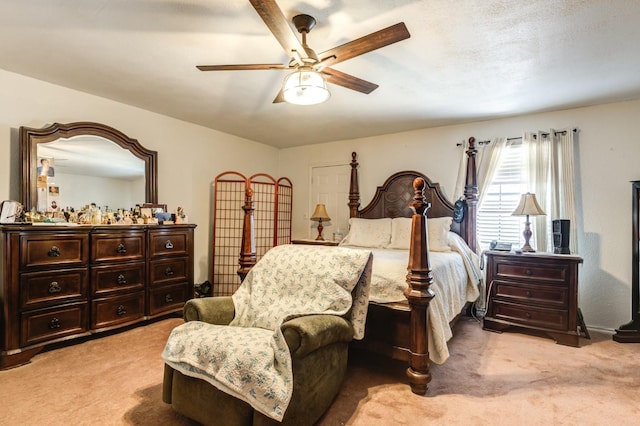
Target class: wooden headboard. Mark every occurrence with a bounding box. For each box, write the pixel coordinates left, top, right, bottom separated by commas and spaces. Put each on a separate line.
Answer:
347, 137, 478, 252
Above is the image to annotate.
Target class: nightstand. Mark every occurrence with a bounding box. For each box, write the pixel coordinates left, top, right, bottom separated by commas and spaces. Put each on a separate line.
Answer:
291, 239, 339, 246
483, 250, 587, 347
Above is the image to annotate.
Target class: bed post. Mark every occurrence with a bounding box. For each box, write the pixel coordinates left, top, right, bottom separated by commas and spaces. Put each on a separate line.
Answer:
463, 137, 478, 252
404, 177, 435, 395
348, 152, 360, 218
237, 187, 256, 281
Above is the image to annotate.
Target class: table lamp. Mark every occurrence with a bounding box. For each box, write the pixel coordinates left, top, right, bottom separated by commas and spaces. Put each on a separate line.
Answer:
311, 204, 331, 240
512, 192, 546, 252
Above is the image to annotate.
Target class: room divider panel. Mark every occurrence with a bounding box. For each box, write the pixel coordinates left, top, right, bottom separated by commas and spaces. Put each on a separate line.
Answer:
212, 172, 292, 296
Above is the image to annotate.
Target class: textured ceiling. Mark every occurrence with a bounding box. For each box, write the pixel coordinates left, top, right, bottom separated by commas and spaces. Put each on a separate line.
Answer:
1, 0, 639, 148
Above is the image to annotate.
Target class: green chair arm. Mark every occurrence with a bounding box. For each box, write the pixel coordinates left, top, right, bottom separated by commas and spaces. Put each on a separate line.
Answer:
282, 315, 354, 358
183, 296, 235, 325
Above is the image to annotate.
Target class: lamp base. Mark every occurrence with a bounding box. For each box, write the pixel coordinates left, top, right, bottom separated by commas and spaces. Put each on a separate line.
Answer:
521, 218, 535, 252
315, 219, 324, 240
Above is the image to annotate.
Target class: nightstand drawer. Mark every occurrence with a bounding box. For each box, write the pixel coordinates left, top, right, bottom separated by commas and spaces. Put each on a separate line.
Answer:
491, 300, 568, 331
493, 280, 569, 308
495, 260, 569, 283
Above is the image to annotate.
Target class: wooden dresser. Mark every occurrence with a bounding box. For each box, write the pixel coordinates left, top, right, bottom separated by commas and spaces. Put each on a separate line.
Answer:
0, 224, 196, 369
483, 250, 584, 346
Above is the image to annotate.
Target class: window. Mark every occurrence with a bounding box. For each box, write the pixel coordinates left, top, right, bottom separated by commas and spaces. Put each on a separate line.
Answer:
477, 142, 533, 251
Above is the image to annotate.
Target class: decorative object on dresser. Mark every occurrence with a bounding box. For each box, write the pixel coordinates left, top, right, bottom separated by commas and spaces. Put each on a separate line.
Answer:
0, 223, 196, 369
310, 203, 331, 240
511, 192, 546, 252
483, 251, 589, 346
613, 180, 640, 342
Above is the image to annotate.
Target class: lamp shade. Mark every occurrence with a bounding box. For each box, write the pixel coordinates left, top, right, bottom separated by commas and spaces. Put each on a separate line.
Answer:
512, 192, 546, 217
311, 204, 331, 221
282, 67, 330, 106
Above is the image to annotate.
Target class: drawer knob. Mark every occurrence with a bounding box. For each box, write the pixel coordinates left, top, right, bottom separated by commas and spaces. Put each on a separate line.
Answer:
164, 267, 174, 276
116, 243, 127, 254
165, 294, 174, 303
165, 240, 174, 249
526, 290, 532, 298
48, 281, 62, 294
116, 305, 127, 316
117, 274, 127, 285
525, 312, 532, 319
525, 269, 533, 276
48, 246, 61, 257
49, 317, 61, 329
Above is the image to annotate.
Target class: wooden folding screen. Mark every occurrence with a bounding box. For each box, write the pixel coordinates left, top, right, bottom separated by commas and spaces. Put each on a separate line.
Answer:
212, 172, 292, 296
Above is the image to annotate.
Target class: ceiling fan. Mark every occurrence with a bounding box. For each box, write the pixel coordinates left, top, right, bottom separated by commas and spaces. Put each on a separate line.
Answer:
196, 0, 411, 105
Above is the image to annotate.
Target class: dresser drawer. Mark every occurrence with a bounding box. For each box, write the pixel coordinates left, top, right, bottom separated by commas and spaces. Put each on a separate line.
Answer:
148, 282, 190, 316
91, 262, 145, 296
20, 269, 88, 309
21, 303, 89, 346
494, 259, 569, 284
20, 233, 89, 269
149, 257, 189, 286
91, 232, 145, 263
491, 300, 568, 331
149, 230, 190, 258
493, 280, 569, 309
92, 292, 145, 330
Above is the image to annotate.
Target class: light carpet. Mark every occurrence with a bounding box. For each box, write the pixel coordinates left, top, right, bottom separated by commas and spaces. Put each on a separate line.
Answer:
0, 316, 638, 425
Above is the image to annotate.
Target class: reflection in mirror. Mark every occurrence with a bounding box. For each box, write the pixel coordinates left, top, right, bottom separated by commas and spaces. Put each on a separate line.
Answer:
20, 122, 157, 214
36, 136, 145, 211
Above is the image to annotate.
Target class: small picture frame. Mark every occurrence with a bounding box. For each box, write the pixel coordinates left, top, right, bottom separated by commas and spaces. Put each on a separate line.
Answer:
142, 203, 167, 214
0, 200, 22, 223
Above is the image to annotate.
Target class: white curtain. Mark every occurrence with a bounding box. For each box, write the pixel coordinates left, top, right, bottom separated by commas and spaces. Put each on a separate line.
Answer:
524, 128, 578, 253
454, 137, 508, 203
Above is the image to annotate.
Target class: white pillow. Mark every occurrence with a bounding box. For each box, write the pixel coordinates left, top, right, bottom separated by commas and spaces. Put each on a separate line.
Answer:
427, 216, 452, 252
339, 218, 392, 248
387, 217, 412, 249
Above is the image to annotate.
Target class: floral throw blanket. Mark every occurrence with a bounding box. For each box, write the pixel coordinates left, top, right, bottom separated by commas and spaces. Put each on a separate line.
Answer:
162, 245, 373, 421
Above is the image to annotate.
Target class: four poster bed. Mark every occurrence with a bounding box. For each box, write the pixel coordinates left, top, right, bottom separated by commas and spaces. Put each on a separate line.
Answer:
236, 137, 480, 394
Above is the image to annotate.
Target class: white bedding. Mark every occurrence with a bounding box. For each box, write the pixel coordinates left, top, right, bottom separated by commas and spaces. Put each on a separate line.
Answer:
343, 232, 482, 364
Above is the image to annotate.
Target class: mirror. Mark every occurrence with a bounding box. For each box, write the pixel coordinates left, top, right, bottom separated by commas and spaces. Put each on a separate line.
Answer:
20, 122, 158, 213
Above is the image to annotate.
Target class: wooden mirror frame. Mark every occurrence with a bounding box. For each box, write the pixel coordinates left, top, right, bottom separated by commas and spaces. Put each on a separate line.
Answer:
19, 121, 158, 212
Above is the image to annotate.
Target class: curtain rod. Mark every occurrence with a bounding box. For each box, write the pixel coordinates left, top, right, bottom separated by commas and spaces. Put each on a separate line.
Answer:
457, 128, 578, 146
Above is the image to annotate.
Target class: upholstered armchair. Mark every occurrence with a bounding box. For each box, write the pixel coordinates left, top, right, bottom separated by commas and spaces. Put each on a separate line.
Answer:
162, 246, 371, 426
162, 296, 355, 426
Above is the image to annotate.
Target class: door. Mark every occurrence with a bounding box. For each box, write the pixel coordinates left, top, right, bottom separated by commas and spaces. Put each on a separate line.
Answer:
310, 164, 350, 241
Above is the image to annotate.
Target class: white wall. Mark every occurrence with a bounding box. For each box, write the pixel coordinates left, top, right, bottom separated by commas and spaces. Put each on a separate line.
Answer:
278, 99, 640, 331
3, 66, 638, 332
0, 69, 279, 283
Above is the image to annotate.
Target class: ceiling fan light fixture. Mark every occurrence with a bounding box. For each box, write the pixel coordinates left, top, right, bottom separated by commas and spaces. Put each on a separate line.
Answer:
282, 68, 330, 105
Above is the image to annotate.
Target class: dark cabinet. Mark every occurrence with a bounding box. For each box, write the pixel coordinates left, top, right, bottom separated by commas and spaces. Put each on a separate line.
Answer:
1, 224, 196, 369
483, 250, 584, 346
613, 181, 640, 342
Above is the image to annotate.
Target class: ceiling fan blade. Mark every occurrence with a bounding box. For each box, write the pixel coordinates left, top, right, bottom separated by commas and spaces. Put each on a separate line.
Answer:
249, 0, 308, 60
318, 22, 410, 68
272, 89, 285, 103
322, 68, 378, 94
196, 64, 287, 71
